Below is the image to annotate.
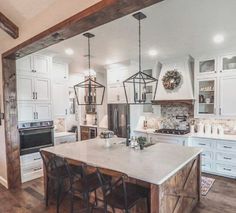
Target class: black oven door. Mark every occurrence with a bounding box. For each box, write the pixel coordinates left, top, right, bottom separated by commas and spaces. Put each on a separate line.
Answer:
19, 127, 54, 155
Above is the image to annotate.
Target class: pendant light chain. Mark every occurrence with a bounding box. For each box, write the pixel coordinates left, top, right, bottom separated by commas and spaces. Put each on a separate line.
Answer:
88, 35, 91, 77
139, 16, 142, 73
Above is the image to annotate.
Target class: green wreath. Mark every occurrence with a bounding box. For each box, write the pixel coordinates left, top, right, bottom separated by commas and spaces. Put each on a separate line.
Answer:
162, 70, 182, 90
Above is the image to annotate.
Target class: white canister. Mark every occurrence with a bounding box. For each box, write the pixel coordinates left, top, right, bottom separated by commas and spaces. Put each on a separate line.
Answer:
197, 123, 204, 134
204, 124, 212, 135
212, 125, 218, 135
190, 125, 195, 133
218, 125, 224, 136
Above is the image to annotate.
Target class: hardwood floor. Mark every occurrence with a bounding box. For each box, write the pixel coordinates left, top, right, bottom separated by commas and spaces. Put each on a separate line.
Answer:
0, 174, 235, 213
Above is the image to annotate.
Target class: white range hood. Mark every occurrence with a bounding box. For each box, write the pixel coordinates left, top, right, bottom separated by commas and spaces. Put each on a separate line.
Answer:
153, 55, 194, 105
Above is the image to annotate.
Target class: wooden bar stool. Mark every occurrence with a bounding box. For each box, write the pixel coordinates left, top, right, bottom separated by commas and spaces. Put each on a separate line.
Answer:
96, 168, 150, 213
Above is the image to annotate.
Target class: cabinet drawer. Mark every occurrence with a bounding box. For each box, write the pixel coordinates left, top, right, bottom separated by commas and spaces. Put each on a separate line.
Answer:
202, 161, 213, 172
20, 152, 42, 165
191, 139, 213, 148
216, 152, 236, 164
217, 141, 236, 152
21, 169, 43, 183
216, 163, 236, 176
21, 160, 43, 174
201, 151, 213, 161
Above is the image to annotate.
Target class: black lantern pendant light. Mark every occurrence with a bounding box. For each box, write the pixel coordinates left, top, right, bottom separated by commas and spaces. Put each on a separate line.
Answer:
123, 12, 158, 104
74, 33, 105, 106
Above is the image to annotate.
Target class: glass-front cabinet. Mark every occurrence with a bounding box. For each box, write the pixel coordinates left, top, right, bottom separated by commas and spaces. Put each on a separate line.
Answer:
220, 54, 236, 74
196, 78, 217, 116
196, 57, 217, 75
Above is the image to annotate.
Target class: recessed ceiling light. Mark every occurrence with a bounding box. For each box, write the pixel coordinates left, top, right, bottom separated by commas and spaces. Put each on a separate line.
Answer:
65, 48, 74, 55
213, 34, 224, 44
148, 49, 158, 57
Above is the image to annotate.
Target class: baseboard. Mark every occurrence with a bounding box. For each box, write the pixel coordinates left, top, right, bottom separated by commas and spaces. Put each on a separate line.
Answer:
0, 176, 8, 189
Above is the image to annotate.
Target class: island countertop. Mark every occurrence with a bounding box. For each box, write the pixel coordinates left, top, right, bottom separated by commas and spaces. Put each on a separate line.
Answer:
42, 138, 202, 185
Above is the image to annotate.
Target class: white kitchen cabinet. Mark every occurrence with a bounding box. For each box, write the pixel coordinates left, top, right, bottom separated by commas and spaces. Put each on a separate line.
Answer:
219, 75, 236, 117
107, 65, 129, 84
107, 83, 127, 104
17, 76, 51, 102
20, 152, 43, 183
195, 78, 217, 117
18, 103, 51, 122
219, 54, 236, 74
34, 78, 51, 102
195, 57, 217, 76
52, 83, 69, 117
149, 134, 187, 146
52, 62, 69, 82
17, 76, 34, 101
18, 103, 35, 122
16, 54, 51, 77
35, 104, 51, 120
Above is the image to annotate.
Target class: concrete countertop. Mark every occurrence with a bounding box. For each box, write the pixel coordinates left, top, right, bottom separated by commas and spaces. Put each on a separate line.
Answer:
42, 138, 202, 185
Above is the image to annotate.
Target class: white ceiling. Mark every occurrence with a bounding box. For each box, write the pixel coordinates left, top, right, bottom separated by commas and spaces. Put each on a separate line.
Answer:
39, 0, 236, 73
0, 0, 57, 39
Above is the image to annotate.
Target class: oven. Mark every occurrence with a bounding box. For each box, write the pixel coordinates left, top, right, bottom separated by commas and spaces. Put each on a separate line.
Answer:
18, 121, 54, 155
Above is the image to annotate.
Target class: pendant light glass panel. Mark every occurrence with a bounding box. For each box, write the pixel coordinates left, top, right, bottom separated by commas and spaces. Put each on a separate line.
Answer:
74, 33, 105, 106
123, 12, 158, 105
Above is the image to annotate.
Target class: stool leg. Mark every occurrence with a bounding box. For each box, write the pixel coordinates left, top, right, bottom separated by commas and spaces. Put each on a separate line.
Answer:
56, 180, 62, 213
45, 176, 49, 207
94, 190, 98, 206
70, 193, 74, 213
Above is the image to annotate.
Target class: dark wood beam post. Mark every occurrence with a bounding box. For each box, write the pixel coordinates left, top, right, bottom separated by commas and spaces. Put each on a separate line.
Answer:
0, 12, 19, 39
2, 57, 21, 188
2, 0, 164, 189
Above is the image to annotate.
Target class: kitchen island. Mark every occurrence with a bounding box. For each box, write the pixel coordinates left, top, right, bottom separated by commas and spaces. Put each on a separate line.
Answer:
42, 138, 202, 213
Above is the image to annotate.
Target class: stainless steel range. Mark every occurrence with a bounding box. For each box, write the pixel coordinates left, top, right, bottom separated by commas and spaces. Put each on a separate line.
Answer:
155, 129, 190, 135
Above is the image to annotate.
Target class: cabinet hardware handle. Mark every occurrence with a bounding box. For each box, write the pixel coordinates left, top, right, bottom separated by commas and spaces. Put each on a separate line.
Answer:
33, 112, 36, 119
33, 92, 35, 99
35, 92, 37, 100
199, 143, 206, 146
223, 168, 231, 171
219, 108, 222, 115
65, 109, 67, 115
202, 154, 206, 156
223, 146, 232, 149
223, 157, 232, 160
34, 158, 41, 161
34, 167, 42, 171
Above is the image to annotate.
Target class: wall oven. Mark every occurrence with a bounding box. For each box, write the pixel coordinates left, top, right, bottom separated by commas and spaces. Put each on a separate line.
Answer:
18, 121, 54, 155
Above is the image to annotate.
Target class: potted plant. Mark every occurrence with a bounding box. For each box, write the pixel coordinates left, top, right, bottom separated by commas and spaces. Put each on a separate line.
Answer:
137, 136, 147, 150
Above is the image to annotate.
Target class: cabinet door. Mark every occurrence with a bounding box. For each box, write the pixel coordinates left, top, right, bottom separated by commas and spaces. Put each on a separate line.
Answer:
195, 78, 217, 117
52, 62, 68, 82
220, 54, 236, 74
196, 57, 217, 76
220, 76, 236, 117
32, 55, 50, 76
17, 76, 34, 101
35, 104, 51, 121
16, 56, 32, 75
52, 83, 69, 117
18, 103, 35, 122
107, 84, 119, 103
118, 84, 127, 103
34, 78, 51, 102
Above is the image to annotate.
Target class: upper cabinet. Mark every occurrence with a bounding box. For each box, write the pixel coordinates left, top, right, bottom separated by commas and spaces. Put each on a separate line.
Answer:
195, 78, 217, 117
220, 54, 236, 74
16, 54, 51, 77
195, 53, 236, 118
52, 62, 69, 82
17, 76, 51, 102
196, 57, 217, 76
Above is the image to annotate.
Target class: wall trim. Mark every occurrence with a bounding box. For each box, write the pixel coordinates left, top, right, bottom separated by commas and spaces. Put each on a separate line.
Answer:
0, 176, 8, 189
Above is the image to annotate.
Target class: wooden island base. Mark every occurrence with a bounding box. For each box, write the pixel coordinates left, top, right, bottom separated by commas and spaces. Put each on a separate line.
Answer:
43, 151, 201, 213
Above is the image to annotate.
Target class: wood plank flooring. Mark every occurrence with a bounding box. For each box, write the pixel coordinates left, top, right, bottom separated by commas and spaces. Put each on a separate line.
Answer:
0, 174, 235, 213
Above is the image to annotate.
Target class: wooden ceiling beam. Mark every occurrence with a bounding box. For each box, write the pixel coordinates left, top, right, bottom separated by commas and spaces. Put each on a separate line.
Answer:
3, 0, 164, 59
0, 12, 19, 39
